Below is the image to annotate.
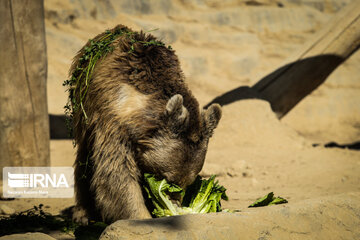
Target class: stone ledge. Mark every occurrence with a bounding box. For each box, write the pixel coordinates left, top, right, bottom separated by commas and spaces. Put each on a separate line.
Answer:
100, 192, 360, 240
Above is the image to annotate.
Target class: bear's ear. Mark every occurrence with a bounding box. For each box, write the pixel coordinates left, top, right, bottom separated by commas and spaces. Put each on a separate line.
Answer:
165, 94, 189, 133
202, 104, 222, 138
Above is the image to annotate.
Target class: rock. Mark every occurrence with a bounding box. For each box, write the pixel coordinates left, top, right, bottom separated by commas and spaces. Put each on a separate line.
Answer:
100, 192, 360, 240
0, 233, 56, 240
0, 204, 15, 215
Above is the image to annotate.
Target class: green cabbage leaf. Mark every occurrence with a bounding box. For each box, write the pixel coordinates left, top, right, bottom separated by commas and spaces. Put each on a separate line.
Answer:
143, 173, 228, 218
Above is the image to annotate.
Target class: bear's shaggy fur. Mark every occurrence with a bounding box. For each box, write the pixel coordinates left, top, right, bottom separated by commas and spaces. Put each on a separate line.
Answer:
70, 25, 221, 224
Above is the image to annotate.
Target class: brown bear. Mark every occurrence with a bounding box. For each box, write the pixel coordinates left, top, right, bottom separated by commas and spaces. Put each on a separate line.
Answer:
68, 25, 221, 224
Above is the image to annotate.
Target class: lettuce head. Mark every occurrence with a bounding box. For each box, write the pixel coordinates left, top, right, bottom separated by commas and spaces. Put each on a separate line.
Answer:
143, 173, 228, 218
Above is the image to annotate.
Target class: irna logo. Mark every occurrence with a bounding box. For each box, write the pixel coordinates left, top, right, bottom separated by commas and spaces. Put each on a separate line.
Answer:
8, 172, 69, 188
3, 167, 74, 198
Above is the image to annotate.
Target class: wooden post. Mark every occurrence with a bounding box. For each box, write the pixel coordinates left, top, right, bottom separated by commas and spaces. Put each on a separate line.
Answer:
0, 0, 50, 174
253, 0, 360, 118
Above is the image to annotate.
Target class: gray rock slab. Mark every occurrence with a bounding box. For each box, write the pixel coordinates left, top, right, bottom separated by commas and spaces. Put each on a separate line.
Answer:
100, 192, 360, 240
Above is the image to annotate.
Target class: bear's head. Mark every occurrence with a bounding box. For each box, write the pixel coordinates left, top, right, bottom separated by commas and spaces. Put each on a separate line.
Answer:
137, 94, 221, 189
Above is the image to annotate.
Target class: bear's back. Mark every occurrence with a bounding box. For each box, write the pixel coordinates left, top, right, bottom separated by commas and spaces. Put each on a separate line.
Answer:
69, 25, 200, 142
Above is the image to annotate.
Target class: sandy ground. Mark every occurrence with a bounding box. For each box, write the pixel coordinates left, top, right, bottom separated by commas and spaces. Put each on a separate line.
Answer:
1, 0, 360, 238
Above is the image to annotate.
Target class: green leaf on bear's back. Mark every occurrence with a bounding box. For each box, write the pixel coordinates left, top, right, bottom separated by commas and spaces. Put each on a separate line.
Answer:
248, 192, 288, 207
